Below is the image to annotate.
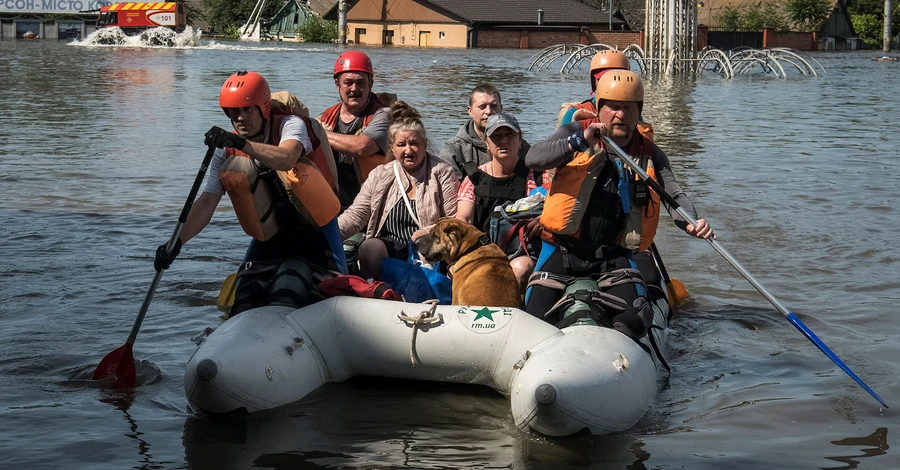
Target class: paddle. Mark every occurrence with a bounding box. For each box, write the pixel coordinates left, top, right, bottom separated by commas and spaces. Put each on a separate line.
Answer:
650, 242, 690, 306
216, 271, 238, 313
602, 136, 889, 408
93, 145, 217, 388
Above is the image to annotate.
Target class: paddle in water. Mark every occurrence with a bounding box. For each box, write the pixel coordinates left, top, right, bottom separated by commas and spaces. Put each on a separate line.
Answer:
93, 145, 217, 388
602, 136, 889, 409
650, 243, 689, 307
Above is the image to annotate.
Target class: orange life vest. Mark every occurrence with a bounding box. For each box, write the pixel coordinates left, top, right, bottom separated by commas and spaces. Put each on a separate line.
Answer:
541, 133, 661, 252
317, 92, 395, 184
219, 113, 341, 241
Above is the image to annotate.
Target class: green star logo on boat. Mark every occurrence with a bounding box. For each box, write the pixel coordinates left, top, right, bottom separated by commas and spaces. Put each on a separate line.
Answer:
472, 307, 498, 322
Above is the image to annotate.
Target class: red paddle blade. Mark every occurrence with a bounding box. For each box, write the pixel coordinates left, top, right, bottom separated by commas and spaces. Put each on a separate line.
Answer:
92, 343, 136, 388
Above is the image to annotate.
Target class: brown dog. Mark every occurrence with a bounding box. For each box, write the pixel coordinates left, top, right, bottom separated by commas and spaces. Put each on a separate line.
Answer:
414, 217, 521, 307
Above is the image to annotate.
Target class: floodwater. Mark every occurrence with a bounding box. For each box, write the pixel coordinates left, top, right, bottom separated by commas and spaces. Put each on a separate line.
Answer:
1, 36, 898, 469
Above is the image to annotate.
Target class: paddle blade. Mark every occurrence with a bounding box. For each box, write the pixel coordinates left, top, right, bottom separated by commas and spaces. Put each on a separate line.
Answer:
666, 278, 690, 307
92, 343, 136, 388
785, 312, 888, 408
217, 272, 238, 313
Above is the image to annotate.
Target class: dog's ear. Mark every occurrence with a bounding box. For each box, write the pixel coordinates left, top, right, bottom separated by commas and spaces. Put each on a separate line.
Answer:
441, 219, 458, 241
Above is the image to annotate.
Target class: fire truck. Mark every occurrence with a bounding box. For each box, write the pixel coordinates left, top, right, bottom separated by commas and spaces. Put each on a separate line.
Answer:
96, 2, 186, 34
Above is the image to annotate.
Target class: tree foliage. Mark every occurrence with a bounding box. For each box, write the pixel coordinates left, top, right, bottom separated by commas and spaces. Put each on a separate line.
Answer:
201, 0, 281, 36
297, 15, 338, 43
715, 2, 790, 30
785, 0, 834, 31
847, 0, 900, 47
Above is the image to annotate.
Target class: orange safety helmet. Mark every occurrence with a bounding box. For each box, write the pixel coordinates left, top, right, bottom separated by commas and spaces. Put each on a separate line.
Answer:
333, 50, 374, 79
595, 69, 644, 110
589, 50, 631, 91
219, 71, 271, 119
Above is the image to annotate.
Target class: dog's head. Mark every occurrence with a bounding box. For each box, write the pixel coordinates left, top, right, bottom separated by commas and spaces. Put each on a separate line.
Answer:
414, 217, 485, 265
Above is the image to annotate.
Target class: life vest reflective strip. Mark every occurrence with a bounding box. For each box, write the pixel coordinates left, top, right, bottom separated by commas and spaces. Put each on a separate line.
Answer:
541, 133, 660, 251
317, 93, 395, 184
219, 114, 341, 241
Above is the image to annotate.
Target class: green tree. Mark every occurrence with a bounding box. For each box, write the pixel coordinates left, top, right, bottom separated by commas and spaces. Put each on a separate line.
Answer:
786, 0, 834, 31
763, 3, 791, 30
847, 0, 900, 47
296, 15, 338, 43
201, 0, 281, 36
717, 5, 743, 29
742, 4, 768, 29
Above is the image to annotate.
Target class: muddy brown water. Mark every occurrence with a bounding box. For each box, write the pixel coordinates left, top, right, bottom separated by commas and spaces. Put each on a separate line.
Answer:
1, 38, 897, 468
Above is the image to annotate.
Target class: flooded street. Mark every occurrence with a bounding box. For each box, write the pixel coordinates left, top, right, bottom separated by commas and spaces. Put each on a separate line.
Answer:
1, 38, 898, 468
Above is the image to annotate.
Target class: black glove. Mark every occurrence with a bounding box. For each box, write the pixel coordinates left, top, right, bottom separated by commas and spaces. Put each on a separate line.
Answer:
154, 238, 183, 271
204, 126, 246, 150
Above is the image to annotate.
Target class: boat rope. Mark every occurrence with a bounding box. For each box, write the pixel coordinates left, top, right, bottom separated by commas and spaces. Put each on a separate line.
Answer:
397, 300, 442, 367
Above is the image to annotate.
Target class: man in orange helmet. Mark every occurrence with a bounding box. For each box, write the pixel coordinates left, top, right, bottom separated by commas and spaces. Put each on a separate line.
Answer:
154, 71, 345, 297
525, 70, 714, 337
558, 49, 633, 127
318, 50, 394, 207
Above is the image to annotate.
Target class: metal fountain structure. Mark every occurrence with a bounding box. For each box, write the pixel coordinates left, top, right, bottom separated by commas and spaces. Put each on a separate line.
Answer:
526, 0, 825, 79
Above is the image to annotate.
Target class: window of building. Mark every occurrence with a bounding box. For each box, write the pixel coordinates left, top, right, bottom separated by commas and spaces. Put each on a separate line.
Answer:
439, 32, 445, 39
57, 22, 83, 41
383, 30, 394, 45
355, 28, 366, 44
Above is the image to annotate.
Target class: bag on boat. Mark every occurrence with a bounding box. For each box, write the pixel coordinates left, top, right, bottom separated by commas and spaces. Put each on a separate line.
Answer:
488, 191, 545, 259
379, 241, 452, 305
318, 274, 403, 301
528, 267, 653, 340
230, 258, 318, 317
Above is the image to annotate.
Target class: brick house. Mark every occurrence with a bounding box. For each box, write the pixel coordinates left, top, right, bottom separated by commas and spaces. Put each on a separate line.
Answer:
324, 0, 637, 49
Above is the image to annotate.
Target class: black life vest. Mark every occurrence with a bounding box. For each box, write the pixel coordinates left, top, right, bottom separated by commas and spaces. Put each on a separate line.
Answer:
462, 159, 538, 233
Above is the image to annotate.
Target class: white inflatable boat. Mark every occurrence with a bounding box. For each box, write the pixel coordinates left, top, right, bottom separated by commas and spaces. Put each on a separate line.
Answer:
185, 295, 669, 437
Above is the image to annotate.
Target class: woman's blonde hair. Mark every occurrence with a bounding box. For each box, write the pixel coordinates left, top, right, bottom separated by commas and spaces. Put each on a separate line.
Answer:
387, 101, 427, 145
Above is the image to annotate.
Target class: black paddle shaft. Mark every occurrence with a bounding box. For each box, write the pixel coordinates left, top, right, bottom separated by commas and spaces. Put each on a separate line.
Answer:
126, 145, 216, 345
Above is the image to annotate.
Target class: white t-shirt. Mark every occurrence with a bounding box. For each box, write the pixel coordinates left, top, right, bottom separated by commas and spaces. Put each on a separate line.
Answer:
203, 115, 313, 196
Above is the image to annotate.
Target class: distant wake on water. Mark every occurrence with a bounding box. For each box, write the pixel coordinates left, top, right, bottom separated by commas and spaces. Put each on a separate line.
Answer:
71, 26, 203, 48
69, 26, 328, 52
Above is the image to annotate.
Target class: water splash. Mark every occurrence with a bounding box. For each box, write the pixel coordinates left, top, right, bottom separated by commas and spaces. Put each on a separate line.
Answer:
72, 26, 202, 48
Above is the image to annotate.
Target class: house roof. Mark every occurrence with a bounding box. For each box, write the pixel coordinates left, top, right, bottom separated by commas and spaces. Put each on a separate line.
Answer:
424, 0, 612, 25
308, 0, 338, 18
697, 0, 783, 26
570, 0, 643, 29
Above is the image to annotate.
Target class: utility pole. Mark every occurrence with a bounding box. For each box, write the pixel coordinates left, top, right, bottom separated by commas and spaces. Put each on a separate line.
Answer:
884, 0, 893, 52
339, 0, 347, 45
609, 0, 613, 31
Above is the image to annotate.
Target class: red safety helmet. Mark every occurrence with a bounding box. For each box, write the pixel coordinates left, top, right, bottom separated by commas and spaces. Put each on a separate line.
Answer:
333, 50, 374, 79
219, 71, 271, 119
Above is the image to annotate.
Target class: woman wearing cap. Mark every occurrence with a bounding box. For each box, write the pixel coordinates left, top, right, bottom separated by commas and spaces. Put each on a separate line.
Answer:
455, 112, 547, 289
338, 101, 459, 280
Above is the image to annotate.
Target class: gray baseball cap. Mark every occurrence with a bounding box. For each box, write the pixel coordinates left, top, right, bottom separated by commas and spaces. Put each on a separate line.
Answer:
485, 112, 521, 136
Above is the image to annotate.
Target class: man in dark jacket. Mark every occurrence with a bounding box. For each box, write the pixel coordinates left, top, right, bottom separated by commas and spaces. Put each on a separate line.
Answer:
439, 84, 530, 180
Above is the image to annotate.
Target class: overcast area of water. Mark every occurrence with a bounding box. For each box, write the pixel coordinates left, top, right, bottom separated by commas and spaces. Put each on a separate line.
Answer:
0, 37, 898, 469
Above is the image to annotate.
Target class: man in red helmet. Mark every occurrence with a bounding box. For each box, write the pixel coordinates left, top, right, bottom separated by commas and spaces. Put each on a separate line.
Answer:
154, 71, 346, 294
318, 50, 394, 207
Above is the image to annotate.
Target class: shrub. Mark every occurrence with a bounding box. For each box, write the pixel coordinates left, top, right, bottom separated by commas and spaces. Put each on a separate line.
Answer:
223, 24, 241, 40
297, 15, 338, 43
786, 0, 833, 31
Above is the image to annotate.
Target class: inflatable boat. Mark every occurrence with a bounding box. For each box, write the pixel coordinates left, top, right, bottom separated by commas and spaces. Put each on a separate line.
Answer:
185, 291, 669, 436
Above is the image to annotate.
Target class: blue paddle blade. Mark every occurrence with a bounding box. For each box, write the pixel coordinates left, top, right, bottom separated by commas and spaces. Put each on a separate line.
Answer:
786, 312, 888, 409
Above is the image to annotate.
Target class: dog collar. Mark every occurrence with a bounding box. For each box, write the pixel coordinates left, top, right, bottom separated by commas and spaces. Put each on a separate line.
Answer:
458, 233, 491, 260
